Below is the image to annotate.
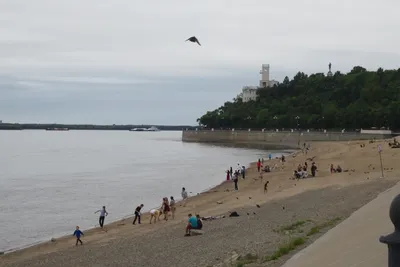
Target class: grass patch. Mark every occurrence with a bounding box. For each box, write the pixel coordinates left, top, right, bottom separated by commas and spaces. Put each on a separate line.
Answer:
264, 237, 306, 262
274, 220, 307, 233
235, 253, 258, 267
306, 217, 341, 236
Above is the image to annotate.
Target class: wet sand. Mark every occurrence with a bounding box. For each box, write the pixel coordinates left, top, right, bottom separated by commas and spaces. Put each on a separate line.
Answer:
1, 138, 399, 267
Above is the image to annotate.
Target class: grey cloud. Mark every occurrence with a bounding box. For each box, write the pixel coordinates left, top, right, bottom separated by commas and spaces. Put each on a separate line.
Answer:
0, 0, 399, 124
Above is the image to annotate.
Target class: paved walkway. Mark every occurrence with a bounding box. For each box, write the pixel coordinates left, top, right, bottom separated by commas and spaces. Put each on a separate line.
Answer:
282, 181, 399, 267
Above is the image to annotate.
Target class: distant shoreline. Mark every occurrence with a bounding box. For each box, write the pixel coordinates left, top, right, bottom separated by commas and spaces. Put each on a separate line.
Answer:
0, 123, 196, 131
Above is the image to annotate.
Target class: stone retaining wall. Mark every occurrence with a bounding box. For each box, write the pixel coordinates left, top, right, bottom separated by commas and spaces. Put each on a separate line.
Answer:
182, 130, 392, 149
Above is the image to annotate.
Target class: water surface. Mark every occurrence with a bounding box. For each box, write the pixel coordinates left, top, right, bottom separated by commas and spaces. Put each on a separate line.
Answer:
0, 130, 287, 252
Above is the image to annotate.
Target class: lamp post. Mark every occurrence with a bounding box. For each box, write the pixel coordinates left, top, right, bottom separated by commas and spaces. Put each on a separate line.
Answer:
295, 116, 300, 147
273, 116, 278, 131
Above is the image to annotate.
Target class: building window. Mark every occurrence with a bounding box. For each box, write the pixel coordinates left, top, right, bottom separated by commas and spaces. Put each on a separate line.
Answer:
262, 82, 267, 87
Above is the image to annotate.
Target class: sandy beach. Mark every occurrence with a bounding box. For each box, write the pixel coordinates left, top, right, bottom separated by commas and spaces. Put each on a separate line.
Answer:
1, 138, 400, 267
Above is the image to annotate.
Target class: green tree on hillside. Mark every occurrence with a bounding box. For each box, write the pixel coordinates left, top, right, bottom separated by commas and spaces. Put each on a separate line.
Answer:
197, 67, 400, 130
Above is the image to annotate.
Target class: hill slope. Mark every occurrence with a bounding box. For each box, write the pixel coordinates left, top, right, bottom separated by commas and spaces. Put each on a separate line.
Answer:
197, 66, 400, 130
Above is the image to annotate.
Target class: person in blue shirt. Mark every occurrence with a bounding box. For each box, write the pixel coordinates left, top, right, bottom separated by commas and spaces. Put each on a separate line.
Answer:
73, 226, 84, 246
185, 213, 198, 236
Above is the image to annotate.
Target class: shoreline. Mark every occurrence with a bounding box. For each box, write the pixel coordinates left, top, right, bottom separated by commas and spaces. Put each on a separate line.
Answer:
3, 138, 397, 266
2, 149, 297, 255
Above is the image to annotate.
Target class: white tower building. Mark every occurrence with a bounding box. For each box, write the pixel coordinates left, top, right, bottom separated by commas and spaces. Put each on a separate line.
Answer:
240, 64, 278, 102
259, 64, 270, 87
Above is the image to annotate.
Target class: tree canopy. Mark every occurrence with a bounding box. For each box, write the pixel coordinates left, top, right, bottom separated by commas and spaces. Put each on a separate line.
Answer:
197, 66, 400, 130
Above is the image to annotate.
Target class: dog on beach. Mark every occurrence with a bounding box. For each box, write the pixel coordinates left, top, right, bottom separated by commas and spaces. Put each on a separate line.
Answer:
264, 181, 269, 194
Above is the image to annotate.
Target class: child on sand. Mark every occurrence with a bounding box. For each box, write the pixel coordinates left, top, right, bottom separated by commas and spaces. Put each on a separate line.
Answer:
196, 214, 203, 230
170, 196, 176, 219
161, 197, 170, 221
181, 187, 188, 207
149, 209, 161, 224
73, 226, 84, 246
264, 181, 269, 194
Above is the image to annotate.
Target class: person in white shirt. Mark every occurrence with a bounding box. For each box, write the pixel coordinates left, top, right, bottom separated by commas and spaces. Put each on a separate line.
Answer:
181, 187, 188, 207
94, 206, 108, 228
236, 163, 241, 174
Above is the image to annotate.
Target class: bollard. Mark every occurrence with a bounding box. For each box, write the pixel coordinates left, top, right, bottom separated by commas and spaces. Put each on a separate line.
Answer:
379, 194, 400, 266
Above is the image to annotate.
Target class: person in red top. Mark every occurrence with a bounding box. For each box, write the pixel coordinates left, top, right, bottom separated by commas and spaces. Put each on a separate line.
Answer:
257, 159, 262, 172
226, 170, 230, 181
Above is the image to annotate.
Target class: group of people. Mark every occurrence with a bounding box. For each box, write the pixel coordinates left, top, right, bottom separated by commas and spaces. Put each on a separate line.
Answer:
72, 149, 315, 245
73, 205, 109, 246
185, 213, 203, 236
226, 164, 246, 191
148, 196, 177, 223
293, 161, 318, 179
330, 164, 342, 173
72, 188, 191, 245
132, 189, 187, 225
225, 155, 283, 191
302, 142, 311, 154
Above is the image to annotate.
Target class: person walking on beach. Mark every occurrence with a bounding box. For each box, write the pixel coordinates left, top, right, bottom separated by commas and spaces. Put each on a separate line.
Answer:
257, 159, 261, 172
264, 181, 269, 194
181, 187, 188, 207
229, 167, 233, 179
170, 196, 176, 219
94, 206, 108, 228
268, 153, 272, 160
226, 169, 230, 181
241, 166, 246, 179
311, 162, 317, 177
161, 197, 170, 221
132, 204, 144, 225
233, 171, 239, 191
73, 226, 84, 246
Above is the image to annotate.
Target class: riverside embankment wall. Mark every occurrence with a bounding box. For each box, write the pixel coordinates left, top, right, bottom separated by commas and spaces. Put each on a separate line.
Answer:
182, 130, 392, 149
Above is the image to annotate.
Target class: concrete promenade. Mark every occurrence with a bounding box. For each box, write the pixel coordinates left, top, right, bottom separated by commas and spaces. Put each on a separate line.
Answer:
282, 180, 400, 267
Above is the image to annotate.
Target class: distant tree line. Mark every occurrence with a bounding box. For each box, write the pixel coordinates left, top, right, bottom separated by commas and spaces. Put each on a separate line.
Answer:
197, 66, 400, 131
0, 123, 196, 131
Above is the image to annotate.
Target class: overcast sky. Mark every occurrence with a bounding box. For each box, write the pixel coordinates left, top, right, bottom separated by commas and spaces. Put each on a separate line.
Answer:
1, 0, 399, 125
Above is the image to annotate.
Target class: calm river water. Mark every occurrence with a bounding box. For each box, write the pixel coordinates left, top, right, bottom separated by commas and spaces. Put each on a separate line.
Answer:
0, 130, 288, 252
